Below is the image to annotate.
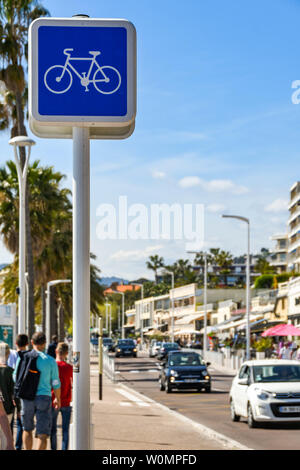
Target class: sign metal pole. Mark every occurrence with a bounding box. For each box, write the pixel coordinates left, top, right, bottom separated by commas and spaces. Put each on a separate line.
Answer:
99, 316, 103, 400
72, 126, 90, 450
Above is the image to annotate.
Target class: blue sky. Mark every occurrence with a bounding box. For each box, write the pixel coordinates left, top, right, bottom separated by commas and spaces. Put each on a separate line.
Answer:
1, 0, 300, 280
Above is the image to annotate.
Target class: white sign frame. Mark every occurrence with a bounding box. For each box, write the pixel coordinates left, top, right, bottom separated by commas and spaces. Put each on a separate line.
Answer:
28, 17, 136, 139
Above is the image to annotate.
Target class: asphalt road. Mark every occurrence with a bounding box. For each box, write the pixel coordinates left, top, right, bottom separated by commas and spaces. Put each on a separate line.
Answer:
114, 354, 300, 450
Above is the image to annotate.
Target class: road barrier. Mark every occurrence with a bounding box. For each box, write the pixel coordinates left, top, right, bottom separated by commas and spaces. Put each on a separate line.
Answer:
103, 348, 116, 382
201, 350, 245, 373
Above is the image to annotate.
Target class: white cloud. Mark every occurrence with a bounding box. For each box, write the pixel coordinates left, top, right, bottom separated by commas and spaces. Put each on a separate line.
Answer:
178, 176, 248, 194
206, 203, 226, 213
178, 176, 202, 188
264, 198, 288, 213
152, 170, 166, 179
110, 244, 163, 261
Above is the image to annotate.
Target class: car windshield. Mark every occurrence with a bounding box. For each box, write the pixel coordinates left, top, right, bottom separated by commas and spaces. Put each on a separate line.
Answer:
253, 365, 300, 383
103, 339, 112, 344
118, 340, 134, 346
168, 353, 203, 367
164, 343, 179, 349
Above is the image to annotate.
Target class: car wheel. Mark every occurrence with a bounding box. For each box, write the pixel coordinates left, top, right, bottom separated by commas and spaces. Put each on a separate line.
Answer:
205, 385, 211, 393
247, 402, 258, 428
230, 399, 240, 422
160, 378, 165, 391
166, 382, 172, 393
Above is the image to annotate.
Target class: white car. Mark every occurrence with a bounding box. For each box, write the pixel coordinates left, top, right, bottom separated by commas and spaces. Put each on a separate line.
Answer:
230, 360, 300, 428
149, 341, 162, 358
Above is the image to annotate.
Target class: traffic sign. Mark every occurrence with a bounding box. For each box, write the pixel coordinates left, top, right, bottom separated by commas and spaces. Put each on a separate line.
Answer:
29, 17, 136, 139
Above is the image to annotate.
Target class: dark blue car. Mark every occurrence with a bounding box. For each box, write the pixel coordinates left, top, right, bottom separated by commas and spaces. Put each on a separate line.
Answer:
115, 339, 137, 358
159, 351, 211, 393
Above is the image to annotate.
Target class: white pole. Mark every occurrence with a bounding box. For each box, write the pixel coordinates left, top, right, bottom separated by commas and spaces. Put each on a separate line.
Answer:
14, 151, 28, 335
46, 280, 71, 347
109, 304, 112, 337
122, 293, 125, 339
46, 283, 51, 346
72, 127, 90, 450
105, 303, 108, 332
171, 272, 174, 343
221, 215, 250, 360
203, 253, 208, 359
246, 222, 250, 361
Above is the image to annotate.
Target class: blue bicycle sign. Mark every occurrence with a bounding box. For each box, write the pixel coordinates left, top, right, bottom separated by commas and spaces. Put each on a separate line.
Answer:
44, 48, 122, 95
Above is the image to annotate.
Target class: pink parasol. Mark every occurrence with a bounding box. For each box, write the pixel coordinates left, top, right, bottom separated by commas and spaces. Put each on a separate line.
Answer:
262, 323, 300, 337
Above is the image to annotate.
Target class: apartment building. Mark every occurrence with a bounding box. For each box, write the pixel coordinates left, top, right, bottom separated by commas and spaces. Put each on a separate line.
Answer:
288, 182, 300, 271
287, 277, 300, 327
269, 233, 288, 273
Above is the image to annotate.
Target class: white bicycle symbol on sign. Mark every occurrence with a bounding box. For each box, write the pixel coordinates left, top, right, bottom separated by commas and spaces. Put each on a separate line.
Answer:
44, 48, 122, 95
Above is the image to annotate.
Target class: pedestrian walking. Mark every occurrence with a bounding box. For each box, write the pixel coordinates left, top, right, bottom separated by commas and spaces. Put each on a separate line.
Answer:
0, 343, 18, 427
279, 342, 291, 359
7, 334, 29, 450
7, 334, 29, 369
14, 332, 61, 450
47, 335, 58, 359
0, 397, 14, 450
50, 342, 73, 450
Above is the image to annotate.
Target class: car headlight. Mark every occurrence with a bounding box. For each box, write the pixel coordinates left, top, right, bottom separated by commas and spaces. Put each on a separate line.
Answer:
133, 348, 137, 352
204, 375, 210, 380
255, 388, 273, 400
170, 370, 179, 377
117, 348, 121, 352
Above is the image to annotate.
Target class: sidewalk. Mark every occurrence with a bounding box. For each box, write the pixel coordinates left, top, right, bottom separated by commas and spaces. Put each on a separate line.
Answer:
90, 356, 243, 451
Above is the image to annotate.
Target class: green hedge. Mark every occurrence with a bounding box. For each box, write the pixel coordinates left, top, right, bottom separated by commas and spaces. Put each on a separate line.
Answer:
254, 272, 300, 289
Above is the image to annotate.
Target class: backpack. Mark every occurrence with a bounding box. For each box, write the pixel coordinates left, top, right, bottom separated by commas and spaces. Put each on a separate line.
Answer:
14, 350, 41, 401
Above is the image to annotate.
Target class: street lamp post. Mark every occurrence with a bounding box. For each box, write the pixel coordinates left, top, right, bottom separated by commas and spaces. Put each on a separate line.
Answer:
161, 270, 175, 343
111, 291, 125, 339
187, 251, 208, 359
132, 283, 144, 347
105, 303, 112, 337
9, 136, 35, 334
222, 214, 251, 360
46, 279, 71, 346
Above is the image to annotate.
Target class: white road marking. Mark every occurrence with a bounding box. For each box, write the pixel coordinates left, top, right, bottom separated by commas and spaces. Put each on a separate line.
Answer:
116, 388, 150, 407
118, 383, 252, 451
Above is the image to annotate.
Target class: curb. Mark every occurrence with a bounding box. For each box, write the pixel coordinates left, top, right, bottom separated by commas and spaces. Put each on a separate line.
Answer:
118, 382, 252, 451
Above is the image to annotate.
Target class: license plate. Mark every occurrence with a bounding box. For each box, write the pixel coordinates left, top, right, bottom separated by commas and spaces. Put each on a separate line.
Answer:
184, 379, 197, 383
279, 406, 300, 413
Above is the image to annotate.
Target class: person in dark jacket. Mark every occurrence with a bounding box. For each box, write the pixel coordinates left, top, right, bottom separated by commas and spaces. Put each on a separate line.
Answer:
47, 336, 58, 359
0, 343, 19, 426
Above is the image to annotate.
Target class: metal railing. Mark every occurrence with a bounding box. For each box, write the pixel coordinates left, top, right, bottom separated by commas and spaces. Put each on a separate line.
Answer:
102, 348, 116, 382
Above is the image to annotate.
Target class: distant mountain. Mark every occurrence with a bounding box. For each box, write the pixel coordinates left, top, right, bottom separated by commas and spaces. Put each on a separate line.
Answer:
98, 276, 130, 287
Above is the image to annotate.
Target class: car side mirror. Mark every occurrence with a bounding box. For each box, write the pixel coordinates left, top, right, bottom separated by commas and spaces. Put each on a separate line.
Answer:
206, 362, 211, 367
238, 378, 249, 386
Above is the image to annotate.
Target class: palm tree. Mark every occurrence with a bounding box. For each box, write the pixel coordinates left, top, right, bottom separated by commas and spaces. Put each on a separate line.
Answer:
146, 255, 164, 283
214, 250, 234, 286
0, 160, 71, 338
0, 0, 49, 336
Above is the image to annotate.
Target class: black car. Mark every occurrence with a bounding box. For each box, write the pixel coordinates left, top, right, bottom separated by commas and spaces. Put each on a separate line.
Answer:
103, 338, 114, 352
115, 339, 137, 358
159, 351, 211, 393
157, 342, 180, 361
